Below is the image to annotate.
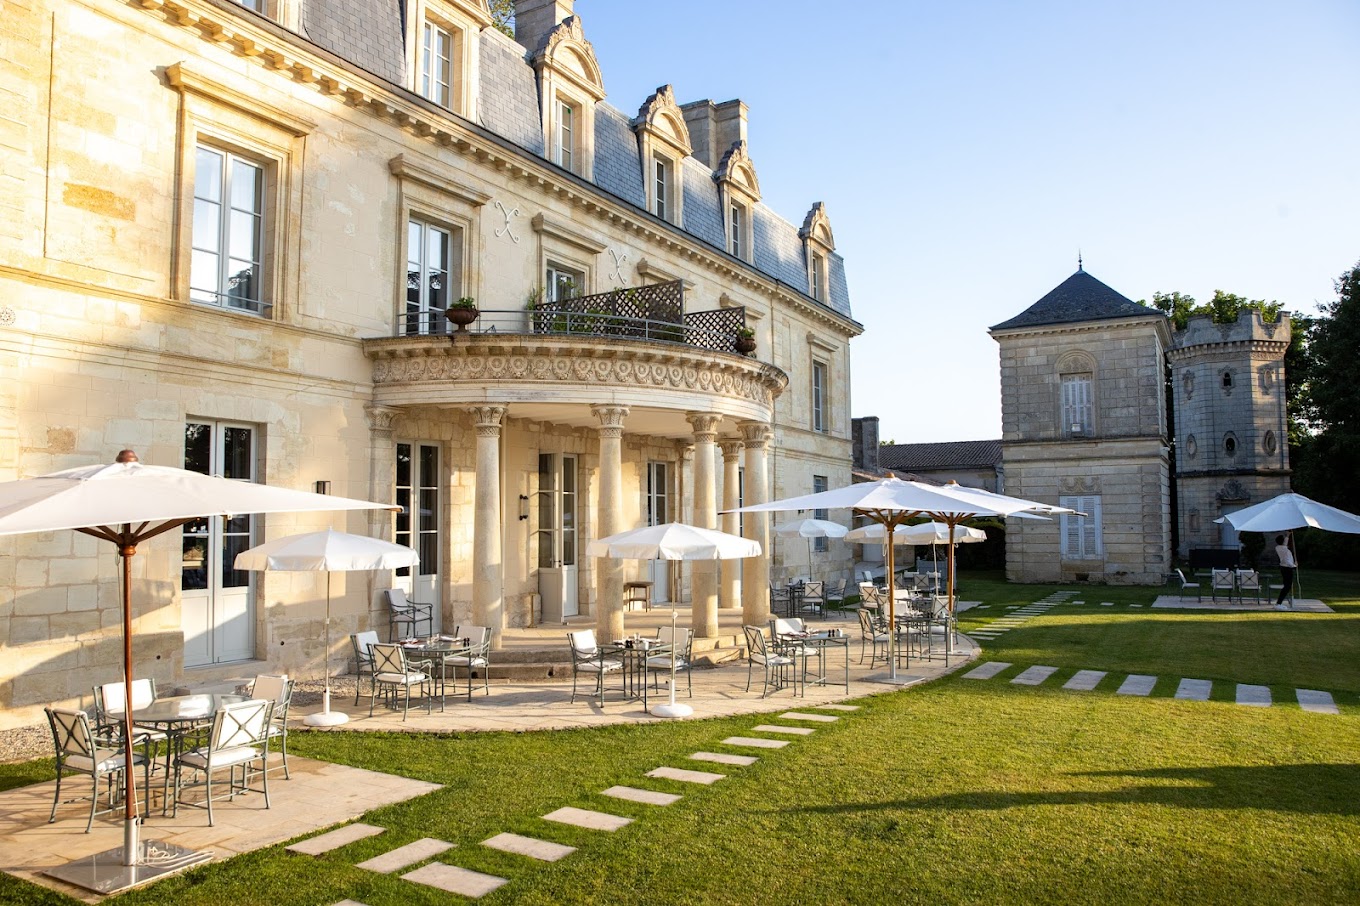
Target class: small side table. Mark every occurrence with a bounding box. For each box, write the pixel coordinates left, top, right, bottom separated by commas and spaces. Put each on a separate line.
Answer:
624, 581, 653, 611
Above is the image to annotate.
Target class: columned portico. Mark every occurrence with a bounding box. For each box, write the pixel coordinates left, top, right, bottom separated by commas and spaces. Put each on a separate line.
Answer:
739, 420, 772, 625
469, 405, 507, 646
719, 439, 744, 610
688, 412, 722, 637
593, 405, 629, 643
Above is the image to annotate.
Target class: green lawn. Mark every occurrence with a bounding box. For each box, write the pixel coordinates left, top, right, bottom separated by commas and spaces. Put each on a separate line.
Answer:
4, 570, 1359, 905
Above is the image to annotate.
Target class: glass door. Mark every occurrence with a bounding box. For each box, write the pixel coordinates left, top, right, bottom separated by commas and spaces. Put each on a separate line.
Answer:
182, 421, 256, 667
396, 442, 442, 632
535, 453, 579, 619
647, 461, 670, 603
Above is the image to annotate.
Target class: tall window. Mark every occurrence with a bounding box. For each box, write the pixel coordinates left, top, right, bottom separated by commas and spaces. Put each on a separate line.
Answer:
555, 100, 574, 171
1059, 495, 1102, 559
653, 154, 670, 220
407, 219, 451, 335
813, 475, 829, 552
812, 360, 828, 433
729, 201, 745, 258
396, 443, 440, 578
1062, 373, 1093, 436
810, 252, 826, 301
421, 21, 454, 108
546, 262, 583, 303
191, 145, 265, 313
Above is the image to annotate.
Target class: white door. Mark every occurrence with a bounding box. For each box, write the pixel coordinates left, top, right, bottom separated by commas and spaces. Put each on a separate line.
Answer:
647, 461, 670, 603
395, 442, 442, 632
535, 453, 578, 619
1219, 504, 1242, 551
182, 422, 256, 667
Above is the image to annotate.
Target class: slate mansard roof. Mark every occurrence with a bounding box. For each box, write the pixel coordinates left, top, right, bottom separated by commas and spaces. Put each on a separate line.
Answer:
991, 268, 1156, 332
879, 440, 1003, 473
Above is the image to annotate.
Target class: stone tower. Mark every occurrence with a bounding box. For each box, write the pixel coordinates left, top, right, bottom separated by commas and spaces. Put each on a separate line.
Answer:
1168, 309, 1291, 556
990, 268, 1172, 584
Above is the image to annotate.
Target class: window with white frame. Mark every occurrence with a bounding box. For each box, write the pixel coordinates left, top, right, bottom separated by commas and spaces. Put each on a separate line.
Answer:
191, 144, 267, 314
652, 154, 671, 221
810, 252, 826, 302
812, 360, 828, 433
729, 200, 745, 258
1062, 373, 1094, 436
554, 99, 575, 171
420, 20, 455, 108
813, 475, 829, 552
406, 218, 458, 335
1059, 495, 1102, 559
546, 262, 584, 303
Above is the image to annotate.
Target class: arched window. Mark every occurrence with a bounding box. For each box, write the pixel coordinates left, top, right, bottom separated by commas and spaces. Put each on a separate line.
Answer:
1057, 352, 1097, 437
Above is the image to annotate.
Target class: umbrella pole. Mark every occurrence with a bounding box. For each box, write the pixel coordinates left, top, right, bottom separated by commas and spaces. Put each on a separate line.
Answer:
885, 521, 897, 681
305, 572, 349, 726
652, 608, 692, 717
119, 536, 140, 865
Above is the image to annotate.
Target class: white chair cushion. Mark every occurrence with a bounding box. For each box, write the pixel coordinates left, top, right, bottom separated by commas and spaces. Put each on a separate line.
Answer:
178, 744, 260, 770
578, 659, 622, 673
446, 656, 487, 668
67, 748, 144, 774
376, 671, 428, 684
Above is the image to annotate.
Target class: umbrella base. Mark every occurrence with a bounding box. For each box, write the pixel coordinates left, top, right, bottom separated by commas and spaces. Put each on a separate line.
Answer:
304, 691, 349, 726
44, 840, 212, 895
651, 702, 694, 718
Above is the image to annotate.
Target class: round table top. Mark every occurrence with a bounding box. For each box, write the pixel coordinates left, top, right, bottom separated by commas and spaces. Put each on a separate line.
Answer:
114, 693, 249, 724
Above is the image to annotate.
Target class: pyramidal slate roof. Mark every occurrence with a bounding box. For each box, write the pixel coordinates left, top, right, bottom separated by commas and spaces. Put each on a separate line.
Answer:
991, 269, 1156, 331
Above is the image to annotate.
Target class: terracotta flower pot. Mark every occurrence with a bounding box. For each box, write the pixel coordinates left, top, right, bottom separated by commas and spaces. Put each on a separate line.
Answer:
734, 336, 757, 354
446, 307, 479, 332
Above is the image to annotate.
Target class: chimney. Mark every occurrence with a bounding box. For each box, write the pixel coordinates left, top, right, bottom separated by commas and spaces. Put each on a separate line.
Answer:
514, 0, 574, 53
851, 416, 880, 473
680, 99, 748, 168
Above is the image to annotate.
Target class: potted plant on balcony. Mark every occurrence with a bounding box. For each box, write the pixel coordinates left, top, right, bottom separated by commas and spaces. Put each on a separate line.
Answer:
733, 325, 757, 355
446, 296, 479, 332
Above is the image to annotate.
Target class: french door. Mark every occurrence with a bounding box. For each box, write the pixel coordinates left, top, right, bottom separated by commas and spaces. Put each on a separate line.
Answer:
181, 421, 256, 667
535, 453, 578, 619
647, 461, 670, 603
395, 442, 441, 631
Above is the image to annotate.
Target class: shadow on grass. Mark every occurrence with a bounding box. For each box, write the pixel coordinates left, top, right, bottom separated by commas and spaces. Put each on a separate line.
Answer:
787, 763, 1360, 817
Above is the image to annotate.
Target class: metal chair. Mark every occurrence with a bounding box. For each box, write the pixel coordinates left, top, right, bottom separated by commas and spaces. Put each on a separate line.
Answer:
349, 630, 380, 705
447, 625, 492, 701
369, 643, 434, 720
1235, 569, 1262, 604
44, 707, 151, 832
769, 582, 791, 617
824, 578, 848, 611
92, 678, 170, 806
858, 581, 882, 612
855, 607, 890, 667
799, 580, 826, 620
172, 698, 273, 826
646, 625, 693, 696
385, 588, 433, 640
743, 625, 794, 697
1174, 568, 1202, 602
249, 674, 292, 779
567, 629, 623, 704
1210, 568, 1236, 603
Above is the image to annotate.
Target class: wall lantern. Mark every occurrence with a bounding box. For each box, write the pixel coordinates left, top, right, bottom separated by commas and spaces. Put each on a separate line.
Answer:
518, 494, 530, 520
314, 480, 331, 495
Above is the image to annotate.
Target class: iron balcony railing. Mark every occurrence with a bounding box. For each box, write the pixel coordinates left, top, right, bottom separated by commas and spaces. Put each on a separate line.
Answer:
398, 280, 752, 353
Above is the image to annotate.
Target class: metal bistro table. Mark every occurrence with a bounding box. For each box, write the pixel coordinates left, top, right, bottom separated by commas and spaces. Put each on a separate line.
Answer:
788, 630, 851, 693
601, 639, 672, 709
110, 693, 249, 814
403, 639, 473, 709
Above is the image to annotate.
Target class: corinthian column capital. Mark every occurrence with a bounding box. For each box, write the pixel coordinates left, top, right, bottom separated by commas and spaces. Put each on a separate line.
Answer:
591, 405, 630, 438
686, 412, 722, 443
738, 420, 772, 449
468, 405, 507, 437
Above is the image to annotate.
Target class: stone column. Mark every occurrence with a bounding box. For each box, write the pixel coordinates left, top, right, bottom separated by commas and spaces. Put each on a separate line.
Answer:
687, 412, 722, 638
719, 439, 745, 610
739, 420, 773, 626
592, 405, 629, 643
469, 405, 507, 647
364, 405, 400, 633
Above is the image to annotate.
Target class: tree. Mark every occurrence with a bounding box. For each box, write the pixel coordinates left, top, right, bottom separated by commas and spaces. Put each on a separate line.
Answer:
489, 0, 514, 38
1293, 261, 1360, 511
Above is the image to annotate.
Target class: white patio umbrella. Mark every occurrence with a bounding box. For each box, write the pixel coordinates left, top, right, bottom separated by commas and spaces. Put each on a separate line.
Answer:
235, 529, 419, 727
729, 476, 1064, 680
846, 521, 987, 591
1215, 492, 1360, 597
773, 517, 848, 574
588, 522, 761, 717
0, 451, 394, 889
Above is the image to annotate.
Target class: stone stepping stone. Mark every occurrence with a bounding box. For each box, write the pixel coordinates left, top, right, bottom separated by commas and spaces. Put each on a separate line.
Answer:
356, 838, 454, 874
1071, 600, 1085, 605
483, 832, 576, 862
964, 662, 1011, 680
403, 863, 507, 898
288, 823, 385, 855
1117, 674, 1157, 696
603, 786, 682, 806
543, 807, 632, 831
330, 901, 371, 906
779, 712, 839, 722
752, 724, 815, 735
1236, 684, 1272, 707
1011, 665, 1058, 686
1129, 604, 1144, 608
691, 751, 758, 766
1297, 689, 1339, 715
1063, 670, 1107, 691
722, 736, 789, 749
1100, 603, 1113, 607
1175, 679, 1212, 701
647, 766, 726, 785
814, 703, 859, 711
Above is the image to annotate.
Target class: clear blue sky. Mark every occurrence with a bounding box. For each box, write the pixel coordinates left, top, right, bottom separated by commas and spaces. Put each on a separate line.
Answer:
575, 0, 1360, 444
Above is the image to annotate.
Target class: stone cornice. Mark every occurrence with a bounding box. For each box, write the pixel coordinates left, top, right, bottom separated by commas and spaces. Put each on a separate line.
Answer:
1166, 338, 1290, 361
532, 212, 607, 254
990, 315, 1171, 342
389, 154, 492, 206
165, 61, 316, 135
134, 0, 861, 338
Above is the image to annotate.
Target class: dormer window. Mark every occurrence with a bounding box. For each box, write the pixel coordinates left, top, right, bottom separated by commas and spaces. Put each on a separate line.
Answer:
554, 99, 575, 170
633, 85, 692, 227
810, 252, 825, 302
652, 154, 671, 220
799, 202, 836, 304
403, 0, 490, 117
715, 139, 760, 263
529, 16, 605, 179
421, 21, 455, 108
729, 200, 745, 258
